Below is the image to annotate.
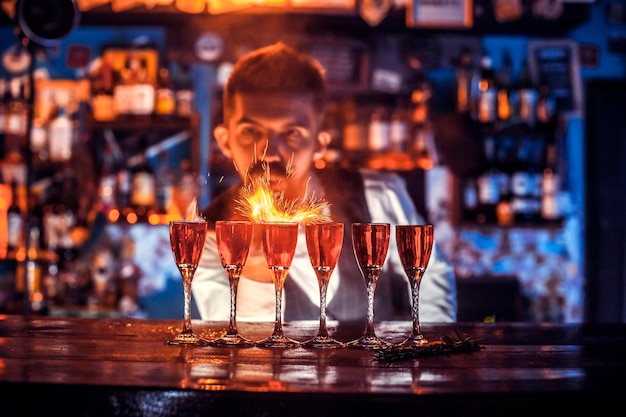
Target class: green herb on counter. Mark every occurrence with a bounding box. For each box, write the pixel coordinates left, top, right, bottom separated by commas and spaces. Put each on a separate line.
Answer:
374, 332, 483, 362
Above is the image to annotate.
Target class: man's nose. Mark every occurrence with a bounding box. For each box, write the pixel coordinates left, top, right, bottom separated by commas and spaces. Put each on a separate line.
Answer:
258, 134, 282, 162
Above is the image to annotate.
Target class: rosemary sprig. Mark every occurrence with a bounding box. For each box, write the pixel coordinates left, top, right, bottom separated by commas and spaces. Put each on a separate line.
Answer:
373, 331, 484, 362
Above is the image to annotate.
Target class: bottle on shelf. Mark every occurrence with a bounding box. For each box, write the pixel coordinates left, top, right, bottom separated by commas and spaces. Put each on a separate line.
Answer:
5, 77, 29, 163
367, 105, 390, 166
510, 136, 544, 224
462, 177, 479, 223
130, 148, 156, 222
536, 79, 557, 127
115, 157, 133, 222
130, 57, 155, 117
455, 47, 477, 116
97, 141, 117, 218
0, 170, 10, 258
341, 98, 367, 164
174, 159, 200, 218
7, 179, 24, 252
47, 91, 75, 163
154, 65, 176, 118
91, 56, 116, 122
541, 142, 563, 223
518, 59, 538, 125
113, 57, 133, 118
389, 100, 410, 154
475, 136, 500, 224
477, 51, 497, 125
496, 51, 513, 122
155, 151, 176, 216
0, 78, 8, 160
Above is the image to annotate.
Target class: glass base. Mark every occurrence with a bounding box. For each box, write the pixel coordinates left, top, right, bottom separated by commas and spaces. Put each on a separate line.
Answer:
395, 334, 429, 348
209, 333, 255, 347
256, 333, 301, 348
302, 335, 345, 349
166, 333, 210, 346
346, 334, 391, 350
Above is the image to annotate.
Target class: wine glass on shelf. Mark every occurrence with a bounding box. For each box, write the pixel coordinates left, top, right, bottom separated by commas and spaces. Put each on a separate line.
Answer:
256, 222, 301, 348
302, 221, 345, 349
347, 223, 391, 349
210, 220, 255, 347
167, 218, 209, 346
395, 224, 434, 348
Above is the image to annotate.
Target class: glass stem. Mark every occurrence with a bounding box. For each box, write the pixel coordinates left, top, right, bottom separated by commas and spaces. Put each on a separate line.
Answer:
180, 267, 196, 335
317, 272, 330, 337
271, 268, 287, 337
227, 268, 241, 336
410, 271, 424, 337
364, 271, 379, 338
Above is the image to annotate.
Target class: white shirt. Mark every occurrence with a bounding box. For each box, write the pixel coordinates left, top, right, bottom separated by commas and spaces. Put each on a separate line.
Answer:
192, 169, 457, 323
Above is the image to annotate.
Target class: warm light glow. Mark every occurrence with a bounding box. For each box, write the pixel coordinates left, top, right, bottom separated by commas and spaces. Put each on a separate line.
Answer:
108, 209, 120, 223
126, 212, 138, 224
237, 177, 331, 224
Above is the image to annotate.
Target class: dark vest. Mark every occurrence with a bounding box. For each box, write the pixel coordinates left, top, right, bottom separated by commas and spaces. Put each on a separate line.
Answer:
201, 166, 410, 322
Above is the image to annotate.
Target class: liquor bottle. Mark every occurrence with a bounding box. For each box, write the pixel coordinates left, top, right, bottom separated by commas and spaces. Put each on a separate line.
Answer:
5, 77, 28, 162
155, 151, 175, 215
536, 79, 557, 127
130, 150, 156, 222
477, 52, 497, 125
389, 100, 410, 153
455, 47, 477, 115
113, 57, 133, 118
476, 136, 500, 223
0, 170, 9, 258
174, 159, 200, 217
341, 98, 367, 163
97, 141, 117, 217
91, 56, 116, 121
131, 57, 155, 117
541, 142, 562, 223
0, 78, 7, 160
367, 105, 390, 158
462, 178, 479, 223
154, 66, 176, 118
496, 51, 513, 122
518, 60, 537, 125
510, 136, 543, 224
115, 158, 133, 222
7, 180, 23, 252
47, 91, 74, 163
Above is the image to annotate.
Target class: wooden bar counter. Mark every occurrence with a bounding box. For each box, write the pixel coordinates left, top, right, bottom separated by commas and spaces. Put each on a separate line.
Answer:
1, 315, 625, 416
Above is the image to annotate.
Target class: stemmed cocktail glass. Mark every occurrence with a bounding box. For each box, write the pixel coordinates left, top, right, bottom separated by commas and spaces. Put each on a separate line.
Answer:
211, 220, 255, 347
302, 221, 345, 349
347, 223, 391, 349
256, 222, 301, 348
167, 218, 209, 346
396, 224, 434, 347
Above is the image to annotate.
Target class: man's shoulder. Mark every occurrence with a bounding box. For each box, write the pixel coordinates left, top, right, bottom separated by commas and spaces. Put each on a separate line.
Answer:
200, 185, 241, 223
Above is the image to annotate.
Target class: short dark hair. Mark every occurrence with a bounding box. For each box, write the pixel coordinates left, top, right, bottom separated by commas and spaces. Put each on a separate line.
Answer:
223, 42, 327, 119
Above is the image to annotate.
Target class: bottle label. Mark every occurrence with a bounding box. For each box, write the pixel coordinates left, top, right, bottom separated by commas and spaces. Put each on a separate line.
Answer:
131, 172, 155, 207
7, 211, 23, 249
477, 173, 500, 204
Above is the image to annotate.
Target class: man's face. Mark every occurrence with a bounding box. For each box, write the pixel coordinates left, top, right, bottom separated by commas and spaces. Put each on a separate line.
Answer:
216, 92, 328, 200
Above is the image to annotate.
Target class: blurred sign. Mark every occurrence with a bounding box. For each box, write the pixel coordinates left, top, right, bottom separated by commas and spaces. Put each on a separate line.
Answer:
407, 0, 473, 28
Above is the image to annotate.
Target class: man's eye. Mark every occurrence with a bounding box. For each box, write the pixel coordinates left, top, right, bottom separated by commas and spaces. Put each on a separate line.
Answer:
239, 126, 264, 143
283, 129, 305, 147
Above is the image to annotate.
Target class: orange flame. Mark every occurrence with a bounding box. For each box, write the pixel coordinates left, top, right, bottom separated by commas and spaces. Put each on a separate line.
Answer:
184, 197, 203, 220
236, 177, 332, 224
